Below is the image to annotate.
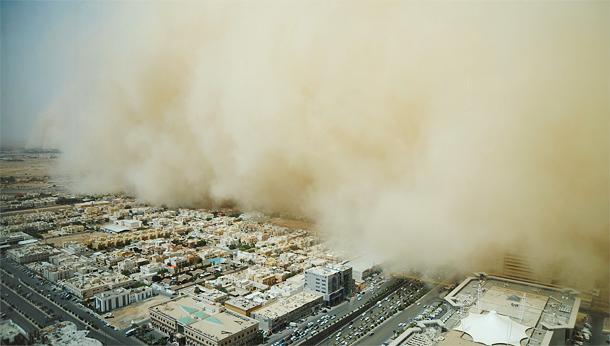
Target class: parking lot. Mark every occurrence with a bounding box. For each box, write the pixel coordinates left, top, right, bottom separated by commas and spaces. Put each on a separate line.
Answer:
319, 280, 427, 346
266, 274, 402, 346
0, 255, 144, 345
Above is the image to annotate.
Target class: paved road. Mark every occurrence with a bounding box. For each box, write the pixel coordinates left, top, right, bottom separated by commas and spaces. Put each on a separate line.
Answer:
1, 281, 52, 326
265, 276, 397, 345
585, 311, 609, 346
0, 299, 41, 335
315, 281, 430, 346
0, 256, 145, 345
354, 285, 444, 346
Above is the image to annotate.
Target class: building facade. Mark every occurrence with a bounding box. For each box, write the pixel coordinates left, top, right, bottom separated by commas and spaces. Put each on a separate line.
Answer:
304, 264, 353, 306
94, 286, 153, 312
149, 296, 259, 346
252, 291, 323, 333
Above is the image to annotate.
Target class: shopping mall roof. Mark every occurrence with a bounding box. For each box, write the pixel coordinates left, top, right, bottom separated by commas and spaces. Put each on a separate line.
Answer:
455, 310, 529, 346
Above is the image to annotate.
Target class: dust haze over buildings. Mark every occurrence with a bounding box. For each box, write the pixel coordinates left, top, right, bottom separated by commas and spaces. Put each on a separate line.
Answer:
22, 2, 609, 291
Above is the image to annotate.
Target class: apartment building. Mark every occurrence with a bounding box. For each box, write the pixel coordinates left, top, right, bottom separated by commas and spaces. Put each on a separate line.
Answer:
149, 296, 259, 346
304, 264, 353, 306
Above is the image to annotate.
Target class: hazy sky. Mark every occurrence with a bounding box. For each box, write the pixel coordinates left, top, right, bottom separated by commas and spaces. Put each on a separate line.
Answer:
0, 1, 110, 148
0, 1, 607, 290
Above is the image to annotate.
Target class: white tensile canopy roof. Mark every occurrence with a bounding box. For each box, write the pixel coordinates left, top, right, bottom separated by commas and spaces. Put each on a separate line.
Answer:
454, 310, 529, 346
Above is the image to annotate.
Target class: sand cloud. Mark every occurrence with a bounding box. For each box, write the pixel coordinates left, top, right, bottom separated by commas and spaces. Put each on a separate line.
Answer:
36, 1, 609, 290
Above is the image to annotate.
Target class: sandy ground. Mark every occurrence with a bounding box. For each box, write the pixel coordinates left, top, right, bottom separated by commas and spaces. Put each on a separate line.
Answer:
0, 156, 69, 195
105, 295, 171, 330
42, 231, 107, 247
0, 157, 56, 178
269, 217, 312, 230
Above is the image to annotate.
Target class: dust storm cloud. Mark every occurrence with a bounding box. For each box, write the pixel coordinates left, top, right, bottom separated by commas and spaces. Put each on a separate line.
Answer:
36, 2, 609, 290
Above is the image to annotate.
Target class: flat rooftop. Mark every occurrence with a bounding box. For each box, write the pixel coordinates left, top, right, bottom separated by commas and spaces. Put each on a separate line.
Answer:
306, 266, 339, 277
151, 296, 257, 340
254, 291, 323, 319
225, 297, 263, 311
442, 275, 581, 346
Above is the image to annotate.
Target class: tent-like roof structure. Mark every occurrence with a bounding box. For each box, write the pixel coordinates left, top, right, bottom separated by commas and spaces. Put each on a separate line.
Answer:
454, 310, 529, 346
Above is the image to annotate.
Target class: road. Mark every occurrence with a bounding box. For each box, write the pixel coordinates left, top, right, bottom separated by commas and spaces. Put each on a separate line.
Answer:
585, 310, 609, 346
0, 256, 145, 345
0, 299, 42, 335
265, 275, 399, 345
353, 285, 444, 346
315, 281, 432, 346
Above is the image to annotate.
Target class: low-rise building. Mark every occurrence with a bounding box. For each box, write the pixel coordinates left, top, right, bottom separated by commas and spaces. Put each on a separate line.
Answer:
62, 272, 134, 300
38, 262, 74, 282
149, 296, 259, 346
94, 286, 153, 312
224, 297, 264, 317
437, 274, 582, 346
38, 321, 102, 346
0, 319, 29, 345
180, 285, 229, 304
7, 244, 56, 264
94, 288, 130, 313
253, 291, 323, 333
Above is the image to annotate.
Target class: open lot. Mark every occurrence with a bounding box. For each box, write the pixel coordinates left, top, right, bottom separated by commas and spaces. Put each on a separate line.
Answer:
42, 231, 107, 247
106, 294, 171, 330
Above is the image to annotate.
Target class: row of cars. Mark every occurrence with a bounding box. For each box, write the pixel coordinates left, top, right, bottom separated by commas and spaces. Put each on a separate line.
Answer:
269, 278, 393, 346
3, 257, 112, 333
330, 281, 427, 346
572, 322, 593, 345
0, 265, 60, 325
413, 301, 448, 322
269, 310, 336, 346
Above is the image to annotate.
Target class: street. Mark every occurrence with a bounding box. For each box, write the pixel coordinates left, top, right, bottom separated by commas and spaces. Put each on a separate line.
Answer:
316, 281, 435, 346
265, 275, 402, 346
0, 256, 145, 345
353, 285, 444, 345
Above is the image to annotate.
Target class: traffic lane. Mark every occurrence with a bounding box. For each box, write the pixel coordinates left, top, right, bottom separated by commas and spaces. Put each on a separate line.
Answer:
1, 258, 137, 346
267, 279, 395, 345
353, 285, 443, 346
321, 284, 426, 345
589, 312, 608, 346
299, 279, 405, 345
26, 279, 135, 344
348, 288, 437, 345
318, 282, 424, 345
1, 275, 123, 344
332, 294, 413, 343
2, 271, 119, 344
3, 279, 58, 319
0, 299, 41, 335
0, 282, 51, 326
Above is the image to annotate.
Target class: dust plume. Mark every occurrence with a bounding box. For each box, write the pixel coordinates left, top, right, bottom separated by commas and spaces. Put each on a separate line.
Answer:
35, 2, 609, 291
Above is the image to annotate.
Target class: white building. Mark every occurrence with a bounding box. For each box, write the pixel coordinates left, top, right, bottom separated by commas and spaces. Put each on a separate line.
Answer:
7, 244, 57, 264
149, 296, 259, 346
40, 262, 74, 282
94, 286, 153, 313
94, 288, 130, 313
39, 321, 102, 346
304, 264, 353, 306
253, 291, 323, 333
